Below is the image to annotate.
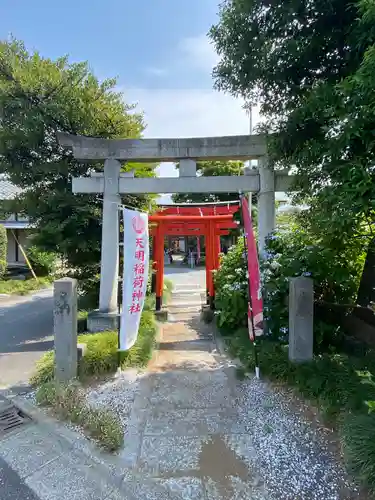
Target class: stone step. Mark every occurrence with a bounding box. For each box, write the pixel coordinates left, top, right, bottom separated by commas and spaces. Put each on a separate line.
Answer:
168, 305, 202, 313
172, 288, 206, 294
173, 284, 203, 290
171, 293, 205, 301
169, 301, 203, 308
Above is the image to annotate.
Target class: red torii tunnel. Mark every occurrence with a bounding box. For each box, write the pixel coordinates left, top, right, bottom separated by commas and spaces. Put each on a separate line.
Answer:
149, 204, 239, 310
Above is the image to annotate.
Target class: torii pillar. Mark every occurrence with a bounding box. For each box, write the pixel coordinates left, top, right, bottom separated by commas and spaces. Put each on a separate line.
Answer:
90, 159, 121, 332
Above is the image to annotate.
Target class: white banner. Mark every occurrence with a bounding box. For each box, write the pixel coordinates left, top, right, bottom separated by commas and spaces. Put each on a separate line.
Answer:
119, 208, 149, 351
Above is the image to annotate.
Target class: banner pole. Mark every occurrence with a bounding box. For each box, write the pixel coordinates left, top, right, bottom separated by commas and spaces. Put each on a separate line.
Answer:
117, 207, 122, 373
239, 193, 260, 379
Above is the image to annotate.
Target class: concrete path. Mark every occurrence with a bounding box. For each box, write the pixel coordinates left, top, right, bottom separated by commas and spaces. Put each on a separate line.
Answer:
0, 289, 53, 390
0, 393, 132, 500
0, 269, 363, 499
117, 269, 361, 499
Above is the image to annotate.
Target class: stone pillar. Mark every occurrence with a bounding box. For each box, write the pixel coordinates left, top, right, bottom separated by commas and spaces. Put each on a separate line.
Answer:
179, 159, 196, 177
54, 278, 78, 382
289, 277, 314, 363
257, 156, 275, 257
88, 159, 121, 332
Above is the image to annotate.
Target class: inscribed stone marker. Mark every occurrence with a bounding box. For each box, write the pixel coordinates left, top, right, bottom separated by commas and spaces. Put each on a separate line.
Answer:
54, 278, 78, 381
288, 277, 313, 363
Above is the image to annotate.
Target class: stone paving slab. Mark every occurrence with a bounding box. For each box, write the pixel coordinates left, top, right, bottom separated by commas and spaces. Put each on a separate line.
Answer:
25, 451, 118, 500
117, 475, 198, 500
143, 407, 247, 436
153, 477, 205, 500
138, 435, 203, 475
0, 426, 68, 479
146, 370, 233, 409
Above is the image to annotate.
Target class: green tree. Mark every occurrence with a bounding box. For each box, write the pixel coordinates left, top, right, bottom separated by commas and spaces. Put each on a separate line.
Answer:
172, 160, 245, 204
0, 39, 155, 283
209, 0, 367, 117
210, 0, 375, 308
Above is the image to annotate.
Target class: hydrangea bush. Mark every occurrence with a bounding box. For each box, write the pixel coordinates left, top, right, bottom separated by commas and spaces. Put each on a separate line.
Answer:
214, 240, 248, 331
214, 226, 364, 347
262, 228, 364, 347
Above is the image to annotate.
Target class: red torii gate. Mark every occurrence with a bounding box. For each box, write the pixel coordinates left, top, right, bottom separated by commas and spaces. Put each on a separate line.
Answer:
149, 204, 239, 310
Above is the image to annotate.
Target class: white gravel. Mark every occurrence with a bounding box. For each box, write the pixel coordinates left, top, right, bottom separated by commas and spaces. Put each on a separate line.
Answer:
85, 368, 144, 432
230, 377, 360, 499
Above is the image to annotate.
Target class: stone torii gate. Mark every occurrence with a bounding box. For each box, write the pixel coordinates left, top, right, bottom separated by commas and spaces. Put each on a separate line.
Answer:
58, 133, 293, 331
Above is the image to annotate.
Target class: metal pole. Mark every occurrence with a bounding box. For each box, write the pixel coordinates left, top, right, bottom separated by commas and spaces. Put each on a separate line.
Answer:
117, 208, 122, 372
239, 193, 260, 378
249, 105, 253, 136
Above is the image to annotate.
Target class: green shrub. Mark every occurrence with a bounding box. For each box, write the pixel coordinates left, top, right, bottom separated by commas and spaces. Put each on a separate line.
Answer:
78, 274, 100, 311
214, 225, 364, 348
262, 228, 364, 349
27, 245, 57, 277
341, 412, 375, 492
77, 310, 88, 333
30, 351, 54, 386
214, 240, 248, 331
0, 224, 7, 279
163, 278, 173, 302
36, 381, 123, 452
30, 310, 157, 386
227, 328, 375, 419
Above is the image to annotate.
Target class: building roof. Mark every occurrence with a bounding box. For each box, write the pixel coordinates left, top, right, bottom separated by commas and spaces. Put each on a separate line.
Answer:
0, 175, 23, 200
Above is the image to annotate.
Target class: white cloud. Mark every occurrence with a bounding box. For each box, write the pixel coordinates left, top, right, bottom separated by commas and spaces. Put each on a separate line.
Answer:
127, 88, 260, 140
125, 87, 261, 202
177, 34, 219, 73
144, 67, 168, 77
125, 34, 264, 203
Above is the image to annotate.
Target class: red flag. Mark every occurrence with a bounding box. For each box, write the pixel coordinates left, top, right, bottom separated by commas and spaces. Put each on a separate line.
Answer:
241, 196, 263, 338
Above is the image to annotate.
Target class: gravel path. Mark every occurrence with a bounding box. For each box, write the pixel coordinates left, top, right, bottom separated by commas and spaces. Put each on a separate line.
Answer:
78, 272, 361, 499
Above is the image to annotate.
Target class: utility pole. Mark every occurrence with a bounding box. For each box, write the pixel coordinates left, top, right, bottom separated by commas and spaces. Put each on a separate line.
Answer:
243, 100, 255, 212
243, 101, 254, 136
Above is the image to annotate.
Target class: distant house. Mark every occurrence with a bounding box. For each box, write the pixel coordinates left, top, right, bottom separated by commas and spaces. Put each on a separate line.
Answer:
0, 176, 33, 267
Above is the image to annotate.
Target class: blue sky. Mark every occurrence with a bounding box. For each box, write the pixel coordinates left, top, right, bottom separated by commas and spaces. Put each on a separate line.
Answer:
1, 0, 263, 198
0, 0, 219, 90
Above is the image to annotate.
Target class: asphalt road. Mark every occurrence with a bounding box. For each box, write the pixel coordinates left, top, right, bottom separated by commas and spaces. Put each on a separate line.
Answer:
0, 457, 40, 500
0, 289, 53, 390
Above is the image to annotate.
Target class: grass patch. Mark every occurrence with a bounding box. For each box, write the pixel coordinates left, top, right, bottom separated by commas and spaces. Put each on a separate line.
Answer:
30, 310, 157, 386
36, 381, 123, 452
163, 278, 173, 302
224, 327, 375, 492
0, 277, 52, 295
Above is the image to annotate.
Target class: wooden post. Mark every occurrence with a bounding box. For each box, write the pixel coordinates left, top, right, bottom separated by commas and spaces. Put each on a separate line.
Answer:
216, 235, 221, 257
151, 236, 156, 293
155, 223, 164, 311
207, 221, 215, 309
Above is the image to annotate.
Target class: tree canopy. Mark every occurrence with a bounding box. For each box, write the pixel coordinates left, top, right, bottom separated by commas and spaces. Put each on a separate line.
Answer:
172, 160, 245, 204
210, 0, 375, 307
0, 39, 155, 281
